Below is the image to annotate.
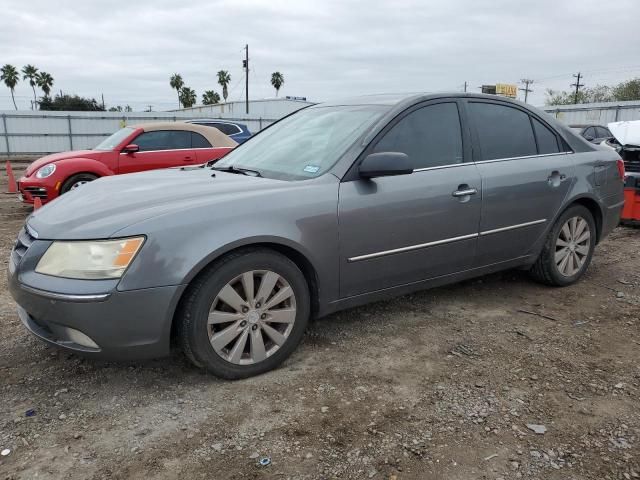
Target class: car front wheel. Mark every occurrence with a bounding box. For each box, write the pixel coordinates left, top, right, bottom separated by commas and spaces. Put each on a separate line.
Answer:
60, 173, 98, 194
530, 205, 596, 286
178, 248, 310, 379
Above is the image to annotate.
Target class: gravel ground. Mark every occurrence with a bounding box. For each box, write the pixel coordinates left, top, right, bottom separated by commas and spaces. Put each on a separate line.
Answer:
1, 163, 639, 480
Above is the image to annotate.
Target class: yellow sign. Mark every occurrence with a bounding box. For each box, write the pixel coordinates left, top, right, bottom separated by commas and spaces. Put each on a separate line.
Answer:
495, 83, 518, 98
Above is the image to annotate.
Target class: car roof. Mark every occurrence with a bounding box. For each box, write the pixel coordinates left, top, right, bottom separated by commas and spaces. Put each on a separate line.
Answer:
316, 92, 543, 109
136, 122, 237, 147
569, 124, 607, 128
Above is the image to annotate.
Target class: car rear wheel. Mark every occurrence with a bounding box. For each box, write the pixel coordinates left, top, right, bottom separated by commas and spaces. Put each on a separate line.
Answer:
177, 248, 310, 379
530, 205, 596, 286
61, 173, 98, 194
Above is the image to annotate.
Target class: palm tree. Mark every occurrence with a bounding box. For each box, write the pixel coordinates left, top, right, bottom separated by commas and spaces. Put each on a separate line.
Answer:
22, 64, 39, 109
169, 73, 184, 108
217, 70, 231, 102
1, 64, 19, 110
202, 90, 221, 105
179, 87, 197, 108
271, 72, 285, 97
35, 71, 54, 98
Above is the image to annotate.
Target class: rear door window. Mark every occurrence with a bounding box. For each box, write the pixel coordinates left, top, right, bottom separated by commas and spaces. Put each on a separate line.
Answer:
373, 102, 463, 169
134, 131, 192, 151
468, 102, 537, 160
192, 132, 212, 148
532, 118, 560, 154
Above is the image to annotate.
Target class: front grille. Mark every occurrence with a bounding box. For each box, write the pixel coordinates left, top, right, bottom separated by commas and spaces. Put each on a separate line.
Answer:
11, 226, 36, 266
23, 186, 47, 199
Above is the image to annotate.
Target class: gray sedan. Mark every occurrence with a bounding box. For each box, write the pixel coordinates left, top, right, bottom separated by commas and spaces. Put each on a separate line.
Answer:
8, 93, 625, 379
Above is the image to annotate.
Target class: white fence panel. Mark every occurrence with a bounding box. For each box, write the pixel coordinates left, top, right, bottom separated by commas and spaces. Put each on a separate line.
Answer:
0, 111, 277, 155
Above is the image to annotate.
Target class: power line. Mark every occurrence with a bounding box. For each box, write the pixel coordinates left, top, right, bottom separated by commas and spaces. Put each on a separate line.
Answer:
571, 72, 584, 104
519, 79, 534, 103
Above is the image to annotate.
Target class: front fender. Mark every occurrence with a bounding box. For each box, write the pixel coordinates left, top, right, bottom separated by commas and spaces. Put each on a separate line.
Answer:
52, 158, 115, 185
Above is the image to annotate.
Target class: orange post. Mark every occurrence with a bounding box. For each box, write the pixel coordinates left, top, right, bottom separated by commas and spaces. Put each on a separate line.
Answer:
33, 196, 42, 211
5, 160, 17, 194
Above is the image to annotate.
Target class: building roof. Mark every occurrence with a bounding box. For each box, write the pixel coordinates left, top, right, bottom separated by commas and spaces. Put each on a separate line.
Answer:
139, 122, 237, 147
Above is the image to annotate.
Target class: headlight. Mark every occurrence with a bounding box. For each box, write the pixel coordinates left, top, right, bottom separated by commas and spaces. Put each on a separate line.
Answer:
35, 237, 145, 279
35, 164, 57, 179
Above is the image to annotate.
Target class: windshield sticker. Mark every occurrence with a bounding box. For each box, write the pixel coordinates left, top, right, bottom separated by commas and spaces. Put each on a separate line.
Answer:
303, 165, 320, 173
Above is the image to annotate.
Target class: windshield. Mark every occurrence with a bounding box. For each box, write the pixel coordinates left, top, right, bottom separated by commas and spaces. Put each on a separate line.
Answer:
214, 105, 387, 180
94, 127, 135, 151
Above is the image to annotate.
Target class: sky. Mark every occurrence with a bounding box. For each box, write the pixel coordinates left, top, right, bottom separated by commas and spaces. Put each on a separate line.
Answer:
1, 0, 639, 112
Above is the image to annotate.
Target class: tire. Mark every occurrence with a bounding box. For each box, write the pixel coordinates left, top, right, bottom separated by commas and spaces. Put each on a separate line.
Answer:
60, 173, 98, 194
530, 205, 596, 286
177, 248, 310, 379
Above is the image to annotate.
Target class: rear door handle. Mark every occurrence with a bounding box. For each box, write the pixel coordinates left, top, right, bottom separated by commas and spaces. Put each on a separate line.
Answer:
548, 170, 567, 185
452, 188, 477, 197
183, 156, 194, 162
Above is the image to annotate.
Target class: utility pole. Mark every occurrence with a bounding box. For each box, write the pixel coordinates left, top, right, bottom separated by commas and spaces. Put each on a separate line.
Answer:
243, 44, 249, 114
571, 72, 584, 104
463, 81, 468, 93
101, 93, 105, 110
519, 79, 534, 103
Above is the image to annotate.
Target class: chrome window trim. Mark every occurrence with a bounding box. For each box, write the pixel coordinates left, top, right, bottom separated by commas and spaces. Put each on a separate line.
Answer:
393, 152, 574, 173
480, 219, 547, 236
347, 233, 478, 262
20, 284, 111, 302
473, 152, 572, 165
413, 161, 471, 173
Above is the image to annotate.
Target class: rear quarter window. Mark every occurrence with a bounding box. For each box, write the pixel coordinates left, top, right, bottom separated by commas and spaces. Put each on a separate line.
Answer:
532, 118, 560, 154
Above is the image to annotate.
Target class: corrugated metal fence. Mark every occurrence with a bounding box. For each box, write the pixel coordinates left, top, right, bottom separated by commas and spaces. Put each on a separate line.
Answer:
543, 100, 640, 125
0, 111, 277, 155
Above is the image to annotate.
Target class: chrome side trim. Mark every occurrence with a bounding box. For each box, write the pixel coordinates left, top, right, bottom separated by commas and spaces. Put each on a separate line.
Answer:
119, 147, 230, 154
347, 233, 478, 262
20, 284, 111, 302
480, 219, 547, 236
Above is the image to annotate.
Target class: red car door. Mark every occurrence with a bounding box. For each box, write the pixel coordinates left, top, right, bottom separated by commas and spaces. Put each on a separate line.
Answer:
118, 130, 196, 174
192, 131, 234, 164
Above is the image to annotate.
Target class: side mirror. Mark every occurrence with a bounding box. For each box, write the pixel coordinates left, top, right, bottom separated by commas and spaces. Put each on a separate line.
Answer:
122, 144, 139, 154
584, 135, 595, 142
359, 152, 413, 179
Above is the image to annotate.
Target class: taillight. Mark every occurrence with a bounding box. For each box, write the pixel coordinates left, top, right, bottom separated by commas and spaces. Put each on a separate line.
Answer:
617, 159, 625, 180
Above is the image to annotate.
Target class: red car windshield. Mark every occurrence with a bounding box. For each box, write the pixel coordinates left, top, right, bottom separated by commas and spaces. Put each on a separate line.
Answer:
94, 127, 135, 151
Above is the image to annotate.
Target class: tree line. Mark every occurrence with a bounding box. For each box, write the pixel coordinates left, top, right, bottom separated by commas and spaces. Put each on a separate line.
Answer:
169, 70, 285, 108
545, 78, 640, 105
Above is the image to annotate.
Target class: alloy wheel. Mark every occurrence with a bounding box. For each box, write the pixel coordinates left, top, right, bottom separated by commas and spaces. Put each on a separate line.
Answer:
555, 216, 590, 277
207, 270, 297, 365
70, 180, 90, 190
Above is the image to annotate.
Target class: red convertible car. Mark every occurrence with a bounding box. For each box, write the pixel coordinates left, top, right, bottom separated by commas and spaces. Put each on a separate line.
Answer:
18, 122, 237, 204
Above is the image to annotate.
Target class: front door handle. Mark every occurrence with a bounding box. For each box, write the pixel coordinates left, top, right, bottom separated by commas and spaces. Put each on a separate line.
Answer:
452, 187, 478, 197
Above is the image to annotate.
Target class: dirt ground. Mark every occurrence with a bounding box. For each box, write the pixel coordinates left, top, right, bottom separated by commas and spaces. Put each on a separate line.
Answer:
0, 162, 639, 480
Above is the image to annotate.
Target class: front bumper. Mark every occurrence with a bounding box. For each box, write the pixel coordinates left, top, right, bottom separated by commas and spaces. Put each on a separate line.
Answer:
8, 268, 185, 360
17, 176, 58, 204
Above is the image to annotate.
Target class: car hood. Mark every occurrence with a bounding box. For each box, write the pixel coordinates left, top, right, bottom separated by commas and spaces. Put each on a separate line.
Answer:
27, 168, 299, 239
25, 150, 103, 176
608, 121, 640, 148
